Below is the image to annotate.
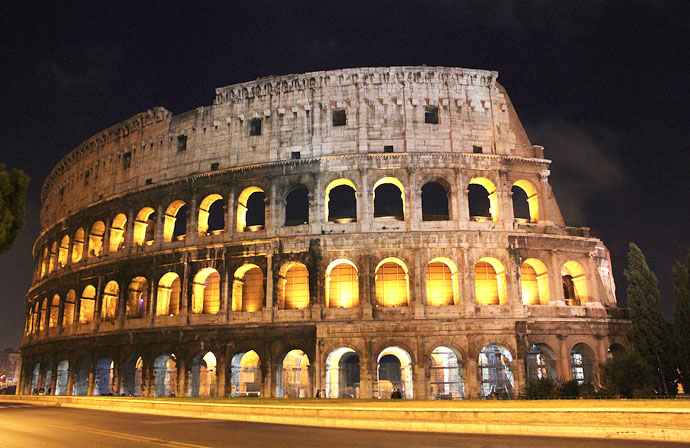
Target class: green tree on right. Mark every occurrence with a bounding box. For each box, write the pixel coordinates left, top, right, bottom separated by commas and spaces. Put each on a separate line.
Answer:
0, 163, 30, 254
673, 249, 690, 393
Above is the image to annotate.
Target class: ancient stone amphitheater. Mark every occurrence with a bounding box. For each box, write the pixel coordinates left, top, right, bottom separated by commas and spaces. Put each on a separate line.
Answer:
20, 66, 630, 400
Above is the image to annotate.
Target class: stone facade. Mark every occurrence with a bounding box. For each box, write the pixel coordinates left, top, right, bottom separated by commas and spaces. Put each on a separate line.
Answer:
20, 66, 630, 399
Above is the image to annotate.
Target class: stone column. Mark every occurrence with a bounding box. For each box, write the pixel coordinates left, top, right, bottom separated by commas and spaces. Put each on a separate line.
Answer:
177, 357, 188, 398
102, 217, 111, 255
216, 351, 227, 398
154, 203, 164, 249
464, 358, 480, 399
188, 195, 198, 246
65, 358, 75, 396
124, 209, 135, 255
558, 336, 571, 380
549, 252, 566, 306
264, 253, 274, 319
227, 188, 236, 240
360, 340, 373, 399
261, 351, 273, 398
49, 362, 58, 395
358, 169, 369, 232
455, 168, 469, 222
87, 356, 96, 396
112, 355, 122, 397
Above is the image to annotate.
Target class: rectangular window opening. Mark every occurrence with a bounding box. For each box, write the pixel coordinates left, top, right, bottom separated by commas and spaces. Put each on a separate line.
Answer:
291, 151, 301, 160
177, 135, 187, 152
145, 178, 153, 185
425, 106, 439, 124
383, 145, 394, 153
473, 145, 483, 154
249, 118, 262, 136
210, 162, 219, 171
332, 109, 346, 127
122, 152, 132, 169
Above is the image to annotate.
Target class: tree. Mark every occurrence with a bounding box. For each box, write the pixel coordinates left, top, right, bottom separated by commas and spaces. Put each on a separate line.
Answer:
0, 163, 30, 254
600, 352, 655, 397
673, 249, 690, 392
624, 243, 675, 395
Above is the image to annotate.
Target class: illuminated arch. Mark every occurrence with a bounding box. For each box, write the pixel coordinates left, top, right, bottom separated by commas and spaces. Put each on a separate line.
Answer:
373, 177, 405, 220
520, 258, 550, 305
276, 349, 310, 398
63, 290, 76, 327
237, 187, 265, 232
133, 207, 156, 246
375, 258, 409, 307
425, 257, 459, 306
232, 264, 264, 312
479, 344, 514, 398
429, 346, 464, 399
157, 272, 181, 316
126, 276, 149, 318
108, 213, 127, 252
570, 342, 595, 384
72, 228, 84, 263
40, 246, 48, 278
325, 179, 357, 223
39, 297, 48, 331
79, 285, 96, 324
512, 180, 539, 223
163, 200, 187, 242
474, 257, 508, 305
230, 350, 261, 397
199, 194, 224, 234
58, 235, 70, 267
48, 294, 60, 328
192, 268, 221, 314
325, 347, 360, 398
189, 351, 217, 397
48, 241, 57, 273
101, 281, 119, 321
377, 346, 413, 399
468, 177, 499, 222
325, 259, 359, 308
88, 221, 105, 257
526, 343, 557, 381
561, 261, 588, 305
278, 262, 310, 310
153, 353, 177, 397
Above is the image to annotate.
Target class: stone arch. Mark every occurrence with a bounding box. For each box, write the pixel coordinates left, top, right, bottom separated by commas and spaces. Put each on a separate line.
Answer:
192, 268, 221, 314
39, 297, 48, 331
325, 347, 360, 398
153, 353, 177, 397
121, 353, 143, 396
561, 261, 589, 305
232, 264, 264, 312
520, 258, 550, 305
79, 285, 96, 324
88, 221, 105, 257
376, 346, 413, 399
63, 290, 76, 327
429, 345, 464, 399
277, 262, 309, 310
373, 177, 405, 220
325, 179, 357, 223
133, 207, 156, 246
55, 360, 69, 395
199, 194, 225, 235
94, 357, 114, 395
72, 357, 89, 396
375, 257, 410, 307
425, 257, 459, 306
284, 186, 309, 226
58, 234, 70, 267
570, 342, 595, 385
276, 349, 311, 398
72, 227, 84, 263
468, 177, 498, 222
512, 180, 539, 223
421, 181, 450, 221
230, 350, 261, 397
188, 351, 217, 397
126, 276, 149, 318
325, 259, 359, 308
478, 343, 514, 398
109, 213, 128, 252
101, 281, 119, 321
526, 343, 557, 381
163, 200, 187, 242
474, 257, 508, 305
40, 246, 48, 278
48, 241, 57, 273
157, 272, 181, 316
237, 187, 265, 232
49, 294, 60, 328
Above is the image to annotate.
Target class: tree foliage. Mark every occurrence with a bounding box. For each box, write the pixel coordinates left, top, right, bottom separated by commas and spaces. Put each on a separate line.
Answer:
0, 163, 30, 253
624, 242, 676, 394
673, 250, 690, 392
600, 352, 656, 398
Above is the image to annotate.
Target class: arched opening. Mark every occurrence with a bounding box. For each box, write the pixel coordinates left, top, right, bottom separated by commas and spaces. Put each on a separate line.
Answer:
474, 257, 508, 305
479, 344, 514, 399
101, 281, 119, 321
79, 285, 96, 324
40, 247, 48, 278
429, 346, 464, 399
48, 241, 57, 273
237, 187, 265, 232
72, 358, 89, 396
198, 194, 225, 235
373, 177, 405, 220
163, 200, 187, 242
157, 272, 181, 316
39, 298, 47, 331
422, 182, 450, 221
526, 344, 557, 381
58, 235, 70, 267
121, 354, 143, 396
377, 347, 413, 399
426, 258, 458, 306
325, 179, 357, 223
63, 290, 76, 327
325, 347, 360, 398
608, 343, 627, 360
72, 228, 84, 263
94, 357, 114, 396
520, 258, 550, 305
230, 350, 261, 397
468, 178, 498, 222
31, 301, 39, 333
232, 265, 264, 312
562, 261, 588, 306
126, 277, 149, 318
153, 353, 177, 397
30, 363, 40, 394
375, 258, 409, 307
88, 221, 105, 257
189, 351, 217, 398
276, 349, 310, 398
325, 259, 359, 308
55, 360, 69, 395
285, 187, 309, 226
512, 180, 539, 223
49, 294, 60, 328
278, 262, 310, 310
570, 343, 595, 385
192, 268, 221, 314
133, 207, 156, 246
109, 213, 128, 252
42, 361, 53, 394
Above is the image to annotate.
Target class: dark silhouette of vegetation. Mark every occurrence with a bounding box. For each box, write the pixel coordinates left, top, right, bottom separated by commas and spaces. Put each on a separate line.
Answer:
0, 163, 30, 253
599, 352, 656, 398
673, 249, 690, 393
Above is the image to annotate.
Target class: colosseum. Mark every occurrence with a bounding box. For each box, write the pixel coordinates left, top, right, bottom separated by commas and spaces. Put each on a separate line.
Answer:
20, 66, 630, 400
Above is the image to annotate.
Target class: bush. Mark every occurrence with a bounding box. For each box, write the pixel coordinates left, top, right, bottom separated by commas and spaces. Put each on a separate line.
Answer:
521, 378, 558, 399
557, 379, 581, 398
600, 352, 656, 398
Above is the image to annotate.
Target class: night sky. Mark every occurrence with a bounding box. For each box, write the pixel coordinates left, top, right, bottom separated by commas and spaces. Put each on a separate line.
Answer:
1, 2, 688, 349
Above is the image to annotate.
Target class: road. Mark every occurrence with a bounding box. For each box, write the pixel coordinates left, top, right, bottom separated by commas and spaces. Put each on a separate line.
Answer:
0, 401, 685, 448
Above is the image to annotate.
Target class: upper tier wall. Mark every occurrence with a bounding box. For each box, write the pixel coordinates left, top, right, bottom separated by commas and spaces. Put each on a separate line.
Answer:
40, 66, 538, 231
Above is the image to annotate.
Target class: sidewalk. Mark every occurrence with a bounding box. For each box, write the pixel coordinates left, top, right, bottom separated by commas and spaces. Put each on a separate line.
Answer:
3, 395, 689, 443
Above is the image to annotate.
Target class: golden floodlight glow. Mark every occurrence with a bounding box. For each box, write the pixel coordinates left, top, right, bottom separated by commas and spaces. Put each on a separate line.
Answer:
373, 176, 406, 220
198, 194, 223, 234
279, 262, 310, 310
88, 221, 105, 257
71, 227, 84, 263
375, 258, 409, 307
192, 268, 220, 314
469, 177, 499, 222
562, 260, 589, 305
79, 285, 96, 324
163, 200, 186, 242
520, 258, 550, 305
426, 258, 457, 306
109, 213, 128, 252
133, 207, 155, 246
63, 290, 76, 327
513, 179, 540, 223
127, 276, 148, 318
236, 187, 263, 232
101, 281, 119, 321
157, 272, 181, 316
326, 259, 359, 308
49, 294, 60, 328
474, 257, 507, 305
232, 264, 264, 312
58, 234, 70, 267
325, 178, 357, 222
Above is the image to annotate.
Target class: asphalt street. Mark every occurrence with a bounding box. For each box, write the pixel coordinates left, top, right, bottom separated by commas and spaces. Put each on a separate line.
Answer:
0, 401, 686, 448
